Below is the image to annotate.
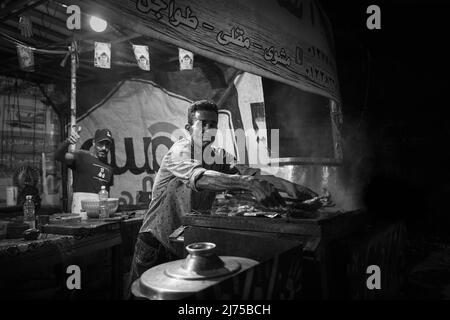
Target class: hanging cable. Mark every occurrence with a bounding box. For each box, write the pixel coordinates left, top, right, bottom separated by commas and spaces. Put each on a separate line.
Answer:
8, 84, 14, 170
0, 92, 9, 175
43, 98, 47, 162
357, 47, 371, 130
0, 30, 69, 54
33, 90, 37, 166
4, 85, 12, 169
0, 92, 7, 166
14, 80, 23, 149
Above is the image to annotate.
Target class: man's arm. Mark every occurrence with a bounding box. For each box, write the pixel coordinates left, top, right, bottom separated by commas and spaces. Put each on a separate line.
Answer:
227, 161, 317, 200
164, 143, 283, 207
220, 149, 316, 200
196, 170, 285, 207
53, 127, 81, 166
54, 140, 71, 161
253, 174, 318, 201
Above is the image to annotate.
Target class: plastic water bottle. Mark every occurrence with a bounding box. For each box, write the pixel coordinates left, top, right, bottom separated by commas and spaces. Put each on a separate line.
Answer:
98, 186, 109, 219
23, 195, 35, 228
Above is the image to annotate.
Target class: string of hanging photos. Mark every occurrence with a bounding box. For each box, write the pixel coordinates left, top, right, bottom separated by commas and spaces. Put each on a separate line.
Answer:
0, 25, 195, 210
0, 30, 195, 73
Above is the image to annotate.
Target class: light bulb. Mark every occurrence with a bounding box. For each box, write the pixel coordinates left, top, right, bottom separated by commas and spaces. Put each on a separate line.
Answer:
89, 16, 107, 32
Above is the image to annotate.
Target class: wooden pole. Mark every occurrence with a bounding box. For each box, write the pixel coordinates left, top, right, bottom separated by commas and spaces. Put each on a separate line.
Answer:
67, 40, 77, 212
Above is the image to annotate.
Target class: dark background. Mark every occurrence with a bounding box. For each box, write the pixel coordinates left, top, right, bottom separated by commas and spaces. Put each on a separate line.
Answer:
320, 0, 450, 238
263, 78, 335, 159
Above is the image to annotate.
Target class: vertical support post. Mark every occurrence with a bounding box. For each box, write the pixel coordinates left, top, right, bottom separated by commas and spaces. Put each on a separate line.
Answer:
330, 100, 343, 163
67, 40, 77, 211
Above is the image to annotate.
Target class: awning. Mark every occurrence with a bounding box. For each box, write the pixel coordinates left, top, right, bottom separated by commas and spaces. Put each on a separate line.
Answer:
93, 0, 341, 103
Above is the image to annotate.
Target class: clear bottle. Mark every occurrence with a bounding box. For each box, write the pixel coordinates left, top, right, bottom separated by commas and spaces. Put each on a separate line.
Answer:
23, 195, 35, 228
98, 186, 109, 219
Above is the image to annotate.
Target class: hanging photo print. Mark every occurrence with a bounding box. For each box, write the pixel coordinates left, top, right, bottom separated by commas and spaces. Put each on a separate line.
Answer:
179, 48, 193, 70
94, 42, 111, 69
18, 16, 33, 37
16, 45, 34, 72
132, 45, 150, 71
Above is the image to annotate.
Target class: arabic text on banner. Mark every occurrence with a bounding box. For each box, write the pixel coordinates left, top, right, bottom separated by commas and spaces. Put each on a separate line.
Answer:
94, 0, 341, 103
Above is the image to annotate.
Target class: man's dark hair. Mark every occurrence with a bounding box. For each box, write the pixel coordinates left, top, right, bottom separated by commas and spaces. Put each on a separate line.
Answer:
187, 100, 218, 125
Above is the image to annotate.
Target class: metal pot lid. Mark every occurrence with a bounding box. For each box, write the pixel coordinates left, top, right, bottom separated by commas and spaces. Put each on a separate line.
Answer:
164, 255, 241, 280
164, 242, 241, 280
131, 242, 258, 300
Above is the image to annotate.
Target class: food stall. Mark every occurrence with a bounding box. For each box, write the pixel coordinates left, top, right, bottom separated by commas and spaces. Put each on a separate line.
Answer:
179, 203, 404, 299
0, 0, 406, 300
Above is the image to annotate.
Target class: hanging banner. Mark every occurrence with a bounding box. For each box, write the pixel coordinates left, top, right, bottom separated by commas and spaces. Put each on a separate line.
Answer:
77, 79, 191, 205
132, 44, 150, 71
178, 48, 193, 70
94, 42, 111, 69
94, 0, 341, 102
16, 45, 34, 72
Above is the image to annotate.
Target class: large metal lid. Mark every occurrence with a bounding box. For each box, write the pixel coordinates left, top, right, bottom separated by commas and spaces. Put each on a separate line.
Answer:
131, 242, 258, 300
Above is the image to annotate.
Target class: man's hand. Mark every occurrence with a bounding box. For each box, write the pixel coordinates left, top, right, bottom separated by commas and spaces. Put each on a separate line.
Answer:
244, 176, 286, 208
53, 126, 81, 163
256, 175, 318, 201
67, 126, 82, 145
196, 171, 285, 207
281, 182, 318, 201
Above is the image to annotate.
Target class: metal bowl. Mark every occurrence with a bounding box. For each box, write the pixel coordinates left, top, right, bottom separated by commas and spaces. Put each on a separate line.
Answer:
182, 242, 225, 272
107, 198, 119, 213
81, 198, 119, 218
164, 242, 240, 280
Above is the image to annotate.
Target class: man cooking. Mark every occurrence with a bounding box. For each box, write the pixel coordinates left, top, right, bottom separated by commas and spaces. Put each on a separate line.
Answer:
54, 127, 114, 214
127, 100, 318, 296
